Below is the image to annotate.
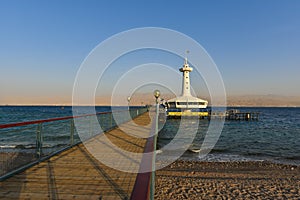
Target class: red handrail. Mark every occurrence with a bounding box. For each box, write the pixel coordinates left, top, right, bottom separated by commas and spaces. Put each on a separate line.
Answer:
131, 108, 157, 199
130, 135, 154, 200
0, 110, 129, 129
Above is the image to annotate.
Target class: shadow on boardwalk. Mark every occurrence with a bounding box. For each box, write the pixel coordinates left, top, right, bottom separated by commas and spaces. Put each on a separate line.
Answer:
0, 112, 151, 200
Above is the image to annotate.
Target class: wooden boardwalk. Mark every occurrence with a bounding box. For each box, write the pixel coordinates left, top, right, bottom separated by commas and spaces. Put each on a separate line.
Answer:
0, 112, 151, 200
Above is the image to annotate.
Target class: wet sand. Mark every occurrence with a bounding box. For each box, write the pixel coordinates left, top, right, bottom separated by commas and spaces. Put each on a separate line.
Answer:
155, 160, 300, 199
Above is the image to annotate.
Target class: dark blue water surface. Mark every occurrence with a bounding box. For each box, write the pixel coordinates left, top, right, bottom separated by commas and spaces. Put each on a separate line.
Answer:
158, 107, 300, 165
0, 106, 129, 150
1, 106, 300, 165
0, 106, 114, 124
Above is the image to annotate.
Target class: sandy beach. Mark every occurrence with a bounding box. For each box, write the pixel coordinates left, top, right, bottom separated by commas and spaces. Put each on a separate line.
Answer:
155, 160, 300, 199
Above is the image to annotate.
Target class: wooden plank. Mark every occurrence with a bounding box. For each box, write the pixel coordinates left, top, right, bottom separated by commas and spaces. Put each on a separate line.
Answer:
0, 112, 151, 199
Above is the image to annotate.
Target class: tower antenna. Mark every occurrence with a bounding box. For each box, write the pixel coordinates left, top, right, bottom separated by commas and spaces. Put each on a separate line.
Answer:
185, 50, 189, 65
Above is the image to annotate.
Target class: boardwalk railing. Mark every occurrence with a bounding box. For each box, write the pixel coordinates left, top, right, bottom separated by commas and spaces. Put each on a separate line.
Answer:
0, 107, 148, 181
131, 104, 160, 200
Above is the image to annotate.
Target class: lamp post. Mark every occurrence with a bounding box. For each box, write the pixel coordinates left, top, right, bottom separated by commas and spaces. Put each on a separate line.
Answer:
153, 90, 160, 104
127, 96, 131, 110
150, 89, 160, 199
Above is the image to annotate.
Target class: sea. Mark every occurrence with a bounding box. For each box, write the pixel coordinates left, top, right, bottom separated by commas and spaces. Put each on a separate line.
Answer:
0, 106, 122, 152
1, 106, 300, 165
158, 107, 300, 165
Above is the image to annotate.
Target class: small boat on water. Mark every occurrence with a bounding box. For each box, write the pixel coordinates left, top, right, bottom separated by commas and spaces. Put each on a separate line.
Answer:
165, 57, 209, 118
188, 148, 201, 153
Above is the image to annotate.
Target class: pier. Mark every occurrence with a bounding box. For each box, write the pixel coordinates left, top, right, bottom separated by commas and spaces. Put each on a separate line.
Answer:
167, 109, 260, 121
208, 109, 260, 121
225, 110, 260, 121
0, 109, 156, 200
0, 105, 260, 199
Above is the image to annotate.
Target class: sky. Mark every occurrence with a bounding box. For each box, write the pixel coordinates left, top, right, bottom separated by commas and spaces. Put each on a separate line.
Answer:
1, 0, 300, 105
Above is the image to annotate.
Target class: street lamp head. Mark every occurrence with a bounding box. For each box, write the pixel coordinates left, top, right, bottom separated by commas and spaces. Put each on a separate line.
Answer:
153, 90, 160, 99
127, 96, 131, 102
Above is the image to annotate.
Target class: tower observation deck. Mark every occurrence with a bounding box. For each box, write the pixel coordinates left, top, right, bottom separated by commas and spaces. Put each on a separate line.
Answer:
166, 57, 208, 117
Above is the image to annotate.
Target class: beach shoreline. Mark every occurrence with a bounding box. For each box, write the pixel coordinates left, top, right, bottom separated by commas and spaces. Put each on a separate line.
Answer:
155, 160, 300, 199
1, 151, 300, 199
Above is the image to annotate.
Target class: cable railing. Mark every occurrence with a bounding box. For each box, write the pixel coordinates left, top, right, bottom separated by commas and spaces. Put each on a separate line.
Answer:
0, 107, 148, 181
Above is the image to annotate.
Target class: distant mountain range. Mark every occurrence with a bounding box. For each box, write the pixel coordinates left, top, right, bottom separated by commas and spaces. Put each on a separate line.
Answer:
106, 93, 300, 107
225, 94, 300, 107
1, 94, 300, 107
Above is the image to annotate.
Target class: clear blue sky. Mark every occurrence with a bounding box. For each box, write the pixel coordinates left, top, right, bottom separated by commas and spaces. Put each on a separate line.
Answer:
1, 0, 300, 104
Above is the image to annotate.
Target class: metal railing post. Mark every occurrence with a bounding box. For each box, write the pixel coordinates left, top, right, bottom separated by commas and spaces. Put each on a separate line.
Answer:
89, 115, 92, 137
129, 109, 132, 122
110, 113, 113, 129
70, 119, 74, 145
36, 123, 43, 159
150, 103, 159, 199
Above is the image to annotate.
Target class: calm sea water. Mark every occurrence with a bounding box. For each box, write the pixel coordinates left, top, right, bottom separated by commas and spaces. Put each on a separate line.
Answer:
1, 106, 300, 165
0, 106, 113, 124
0, 106, 125, 150
158, 107, 300, 165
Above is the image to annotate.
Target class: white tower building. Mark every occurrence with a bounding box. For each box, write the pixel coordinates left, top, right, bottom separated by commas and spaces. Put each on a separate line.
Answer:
166, 56, 208, 114
180, 57, 193, 96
